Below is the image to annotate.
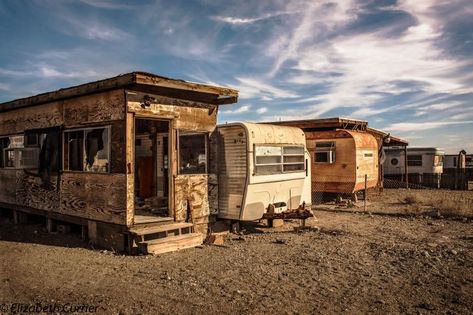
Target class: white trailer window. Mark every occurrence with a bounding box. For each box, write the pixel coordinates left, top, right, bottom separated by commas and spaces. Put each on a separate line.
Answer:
254, 145, 305, 175
283, 146, 305, 172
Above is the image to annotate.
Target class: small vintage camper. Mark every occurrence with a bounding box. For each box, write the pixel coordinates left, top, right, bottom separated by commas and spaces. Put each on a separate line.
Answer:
0, 72, 239, 254
216, 123, 311, 221
268, 118, 380, 200
384, 147, 444, 188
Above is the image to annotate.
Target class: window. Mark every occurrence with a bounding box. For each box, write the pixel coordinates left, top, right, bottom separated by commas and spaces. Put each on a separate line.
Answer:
179, 133, 207, 174
407, 155, 422, 167
314, 141, 336, 164
254, 145, 305, 175
0, 137, 11, 167
2, 135, 40, 169
64, 127, 110, 172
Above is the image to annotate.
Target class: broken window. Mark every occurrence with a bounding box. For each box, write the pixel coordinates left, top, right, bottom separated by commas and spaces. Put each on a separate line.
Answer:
179, 133, 207, 174
314, 141, 336, 164
0, 137, 11, 167
254, 145, 305, 175
407, 155, 422, 167
64, 127, 110, 172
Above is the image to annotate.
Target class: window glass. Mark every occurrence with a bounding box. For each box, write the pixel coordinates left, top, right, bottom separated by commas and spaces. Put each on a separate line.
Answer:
407, 155, 422, 167
314, 141, 336, 164
64, 127, 110, 172
179, 133, 207, 174
254, 145, 305, 175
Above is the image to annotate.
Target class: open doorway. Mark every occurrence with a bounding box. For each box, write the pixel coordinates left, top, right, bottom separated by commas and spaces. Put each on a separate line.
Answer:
134, 118, 171, 221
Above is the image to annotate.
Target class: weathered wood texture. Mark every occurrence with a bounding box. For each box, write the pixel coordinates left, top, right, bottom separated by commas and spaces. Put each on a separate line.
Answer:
127, 92, 217, 132
60, 172, 127, 225
0, 170, 60, 211
0, 89, 125, 136
125, 113, 135, 227
110, 121, 126, 173
174, 175, 213, 222
17, 173, 60, 211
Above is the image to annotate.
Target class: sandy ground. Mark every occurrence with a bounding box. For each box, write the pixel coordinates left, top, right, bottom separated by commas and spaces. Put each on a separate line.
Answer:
1, 208, 472, 314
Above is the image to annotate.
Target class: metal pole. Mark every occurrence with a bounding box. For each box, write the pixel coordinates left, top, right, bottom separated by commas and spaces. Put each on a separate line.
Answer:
404, 146, 409, 189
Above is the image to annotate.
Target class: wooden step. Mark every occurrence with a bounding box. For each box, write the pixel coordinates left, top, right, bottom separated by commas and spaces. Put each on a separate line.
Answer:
138, 233, 203, 255
129, 222, 194, 236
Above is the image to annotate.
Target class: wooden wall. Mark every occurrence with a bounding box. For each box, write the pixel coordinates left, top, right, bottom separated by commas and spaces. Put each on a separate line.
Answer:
0, 89, 128, 225
126, 90, 219, 225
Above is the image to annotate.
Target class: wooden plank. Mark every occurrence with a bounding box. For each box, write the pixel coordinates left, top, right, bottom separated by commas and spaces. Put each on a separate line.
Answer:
63, 89, 125, 127
0, 169, 17, 204
129, 222, 193, 235
125, 112, 135, 227
174, 175, 211, 222
138, 233, 202, 255
0, 102, 63, 135
110, 121, 126, 173
16, 172, 60, 211
59, 172, 127, 225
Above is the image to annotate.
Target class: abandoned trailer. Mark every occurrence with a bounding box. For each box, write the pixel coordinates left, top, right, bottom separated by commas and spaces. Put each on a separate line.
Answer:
384, 147, 445, 188
268, 118, 408, 202
0, 72, 240, 254
216, 122, 312, 222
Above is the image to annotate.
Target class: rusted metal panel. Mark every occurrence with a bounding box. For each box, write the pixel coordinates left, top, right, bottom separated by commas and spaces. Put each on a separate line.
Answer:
174, 174, 212, 222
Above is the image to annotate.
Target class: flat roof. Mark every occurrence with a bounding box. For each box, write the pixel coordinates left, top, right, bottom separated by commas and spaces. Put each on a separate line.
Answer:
0, 71, 239, 113
266, 117, 368, 131
366, 127, 408, 146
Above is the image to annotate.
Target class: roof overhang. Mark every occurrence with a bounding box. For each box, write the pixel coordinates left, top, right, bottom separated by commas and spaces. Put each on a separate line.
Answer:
265, 117, 368, 131
366, 127, 408, 146
0, 71, 239, 113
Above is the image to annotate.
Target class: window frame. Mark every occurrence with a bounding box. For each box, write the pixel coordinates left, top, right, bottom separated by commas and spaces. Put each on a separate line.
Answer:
177, 130, 209, 175
254, 144, 305, 176
62, 125, 111, 173
407, 154, 423, 167
1, 134, 41, 170
314, 141, 336, 164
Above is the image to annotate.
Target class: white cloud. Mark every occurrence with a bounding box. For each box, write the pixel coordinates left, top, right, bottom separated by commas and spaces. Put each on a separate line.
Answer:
211, 11, 293, 25
222, 104, 251, 114
256, 107, 268, 114
0, 83, 9, 91
234, 77, 299, 100
79, 0, 136, 10
386, 120, 473, 132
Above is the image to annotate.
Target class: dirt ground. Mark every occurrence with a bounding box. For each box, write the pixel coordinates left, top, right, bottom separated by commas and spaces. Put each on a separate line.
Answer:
1, 204, 472, 314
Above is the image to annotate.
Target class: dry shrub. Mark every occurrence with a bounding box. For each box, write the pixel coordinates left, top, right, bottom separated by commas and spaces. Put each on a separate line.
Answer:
434, 197, 472, 218
402, 193, 422, 205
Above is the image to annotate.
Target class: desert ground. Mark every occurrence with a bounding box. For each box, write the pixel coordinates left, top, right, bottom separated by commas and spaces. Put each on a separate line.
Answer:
0, 189, 472, 314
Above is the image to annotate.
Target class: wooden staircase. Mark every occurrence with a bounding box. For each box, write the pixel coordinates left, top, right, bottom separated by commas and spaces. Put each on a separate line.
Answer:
129, 222, 203, 255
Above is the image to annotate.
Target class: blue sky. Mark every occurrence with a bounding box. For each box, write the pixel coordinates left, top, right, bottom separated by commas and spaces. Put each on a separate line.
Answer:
0, 0, 472, 153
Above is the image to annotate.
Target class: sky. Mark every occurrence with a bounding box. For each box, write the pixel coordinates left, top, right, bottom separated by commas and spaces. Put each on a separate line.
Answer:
0, 0, 472, 153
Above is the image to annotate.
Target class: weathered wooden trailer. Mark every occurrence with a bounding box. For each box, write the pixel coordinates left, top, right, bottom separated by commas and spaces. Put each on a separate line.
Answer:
216, 122, 312, 222
0, 71, 238, 254
268, 118, 380, 201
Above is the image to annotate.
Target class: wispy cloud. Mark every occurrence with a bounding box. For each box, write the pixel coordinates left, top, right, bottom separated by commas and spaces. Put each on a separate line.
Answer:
78, 0, 137, 10
222, 104, 251, 114
211, 11, 293, 25
234, 77, 299, 100
386, 120, 473, 132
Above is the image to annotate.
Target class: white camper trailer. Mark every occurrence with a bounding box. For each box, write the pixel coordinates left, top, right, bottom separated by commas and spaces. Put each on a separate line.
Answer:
384, 147, 444, 188
216, 122, 311, 221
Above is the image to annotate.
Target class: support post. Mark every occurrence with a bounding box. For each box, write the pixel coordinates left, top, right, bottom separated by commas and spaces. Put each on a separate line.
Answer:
364, 174, 367, 212
404, 146, 409, 189
46, 218, 54, 233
